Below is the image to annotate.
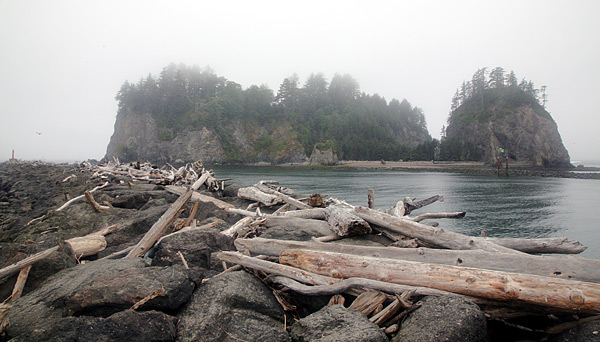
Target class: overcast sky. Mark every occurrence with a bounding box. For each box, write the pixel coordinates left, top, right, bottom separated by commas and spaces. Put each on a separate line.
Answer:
1, 0, 599, 162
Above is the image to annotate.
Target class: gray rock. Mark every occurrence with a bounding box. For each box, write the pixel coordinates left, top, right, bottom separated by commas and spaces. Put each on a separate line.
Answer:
392, 295, 488, 342
177, 270, 290, 342
290, 304, 388, 342
548, 320, 600, 342
25, 310, 177, 342
6, 259, 192, 339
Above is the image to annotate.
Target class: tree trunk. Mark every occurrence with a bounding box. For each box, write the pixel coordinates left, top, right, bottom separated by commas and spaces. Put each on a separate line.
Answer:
280, 249, 600, 314
237, 186, 282, 206
125, 187, 193, 258
66, 235, 107, 257
325, 205, 371, 237
485, 237, 587, 254
235, 238, 600, 283
354, 206, 523, 254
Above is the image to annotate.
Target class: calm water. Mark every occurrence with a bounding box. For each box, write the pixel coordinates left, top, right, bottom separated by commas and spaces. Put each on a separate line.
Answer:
213, 166, 600, 259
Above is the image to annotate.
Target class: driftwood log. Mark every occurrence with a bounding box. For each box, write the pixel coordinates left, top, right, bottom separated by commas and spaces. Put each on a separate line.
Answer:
235, 238, 600, 283
166, 185, 234, 210
280, 249, 600, 314
126, 187, 193, 258
324, 205, 371, 237
354, 206, 523, 254
484, 237, 587, 254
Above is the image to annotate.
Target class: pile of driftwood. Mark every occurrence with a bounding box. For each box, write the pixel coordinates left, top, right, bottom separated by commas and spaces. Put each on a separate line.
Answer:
213, 179, 599, 334
3, 162, 599, 337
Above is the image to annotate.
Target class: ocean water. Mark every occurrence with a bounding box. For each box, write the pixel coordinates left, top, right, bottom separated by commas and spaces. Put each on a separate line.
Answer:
213, 166, 600, 259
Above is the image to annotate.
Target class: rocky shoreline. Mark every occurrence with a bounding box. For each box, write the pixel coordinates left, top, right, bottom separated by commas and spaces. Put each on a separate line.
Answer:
1, 160, 599, 342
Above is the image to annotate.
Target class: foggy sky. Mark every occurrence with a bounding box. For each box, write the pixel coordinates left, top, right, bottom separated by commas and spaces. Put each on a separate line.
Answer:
1, 0, 599, 162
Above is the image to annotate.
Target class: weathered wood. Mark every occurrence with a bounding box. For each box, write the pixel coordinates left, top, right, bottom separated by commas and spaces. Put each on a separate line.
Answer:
354, 206, 523, 254
325, 205, 372, 237
221, 217, 254, 238
0, 246, 59, 280
184, 200, 201, 227
165, 185, 234, 209
10, 265, 32, 301
66, 235, 107, 257
280, 208, 327, 219
409, 212, 466, 222
348, 290, 387, 316
191, 171, 210, 190
238, 186, 282, 206
125, 187, 193, 258
56, 181, 109, 211
280, 249, 600, 314
485, 237, 587, 254
88, 224, 120, 237
254, 182, 311, 209
235, 238, 600, 283
307, 194, 324, 207
84, 190, 110, 212
367, 189, 375, 209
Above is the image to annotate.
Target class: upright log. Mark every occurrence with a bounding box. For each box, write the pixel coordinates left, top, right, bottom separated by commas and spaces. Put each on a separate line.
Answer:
280, 249, 600, 314
125, 187, 193, 258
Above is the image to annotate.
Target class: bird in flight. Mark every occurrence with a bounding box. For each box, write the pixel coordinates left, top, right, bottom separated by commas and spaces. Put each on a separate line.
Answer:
36, 131, 42, 135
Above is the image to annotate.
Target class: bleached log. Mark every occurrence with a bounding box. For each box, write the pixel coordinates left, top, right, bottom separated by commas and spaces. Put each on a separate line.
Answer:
84, 190, 110, 212
225, 207, 260, 217
221, 217, 254, 238
238, 186, 282, 206
485, 237, 587, 254
55, 181, 109, 212
165, 185, 234, 209
325, 205, 371, 237
191, 171, 210, 190
254, 182, 310, 209
0, 246, 59, 280
184, 200, 200, 227
66, 235, 107, 257
125, 187, 193, 258
280, 208, 327, 219
354, 206, 523, 254
235, 238, 600, 283
409, 212, 466, 222
280, 249, 600, 314
367, 189, 375, 209
10, 265, 32, 301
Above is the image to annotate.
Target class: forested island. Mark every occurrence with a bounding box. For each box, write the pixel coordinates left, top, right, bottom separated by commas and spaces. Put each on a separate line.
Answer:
106, 64, 570, 167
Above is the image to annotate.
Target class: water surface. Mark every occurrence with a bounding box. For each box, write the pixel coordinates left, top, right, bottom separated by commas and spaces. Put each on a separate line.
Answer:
213, 166, 600, 259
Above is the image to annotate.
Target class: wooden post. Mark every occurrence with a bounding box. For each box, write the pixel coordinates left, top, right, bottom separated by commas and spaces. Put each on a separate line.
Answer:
368, 189, 375, 209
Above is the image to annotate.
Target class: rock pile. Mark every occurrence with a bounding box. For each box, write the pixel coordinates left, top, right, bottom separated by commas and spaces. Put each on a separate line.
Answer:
0, 160, 598, 341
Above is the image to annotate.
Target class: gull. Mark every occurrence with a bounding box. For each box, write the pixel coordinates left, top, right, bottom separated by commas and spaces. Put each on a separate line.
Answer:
36, 131, 42, 135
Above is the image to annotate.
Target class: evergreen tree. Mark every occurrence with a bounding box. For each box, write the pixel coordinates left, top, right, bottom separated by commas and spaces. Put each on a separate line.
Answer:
488, 67, 505, 88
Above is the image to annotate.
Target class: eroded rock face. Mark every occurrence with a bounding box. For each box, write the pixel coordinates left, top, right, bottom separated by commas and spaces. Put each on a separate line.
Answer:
309, 147, 338, 166
445, 87, 571, 167
105, 112, 307, 164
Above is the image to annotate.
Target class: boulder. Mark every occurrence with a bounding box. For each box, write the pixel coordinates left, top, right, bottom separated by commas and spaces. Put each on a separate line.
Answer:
548, 320, 600, 342
5, 259, 192, 339
177, 270, 290, 342
290, 304, 388, 342
392, 295, 488, 342
309, 146, 338, 166
24, 310, 177, 342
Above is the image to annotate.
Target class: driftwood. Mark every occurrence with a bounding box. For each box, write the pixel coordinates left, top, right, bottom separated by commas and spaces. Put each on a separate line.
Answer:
408, 212, 466, 222
238, 186, 281, 206
280, 249, 600, 314
66, 235, 107, 257
484, 237, 587, 254
235, 238, 600, 283
221, 217, 255, 238
84, 190, 110, 212
55, 181, 109, 212
254, 182, 310, 209
125, 187, 193, 258
9, 265, 32, 302
325, 205, 371, 237
354, 206, 523, 254
367, 189, 375, 209
0, 246, 59, 280
280, 208, 327, 220
165, 185, 234, 210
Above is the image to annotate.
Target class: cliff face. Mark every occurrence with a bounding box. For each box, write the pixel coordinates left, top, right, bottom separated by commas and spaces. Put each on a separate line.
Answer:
105, 112, 307, 164
444, 87, 570, 167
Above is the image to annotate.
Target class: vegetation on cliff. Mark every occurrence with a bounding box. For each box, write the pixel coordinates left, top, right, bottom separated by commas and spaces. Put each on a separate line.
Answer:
440, 67, 570, 167
115, 64, 433, 162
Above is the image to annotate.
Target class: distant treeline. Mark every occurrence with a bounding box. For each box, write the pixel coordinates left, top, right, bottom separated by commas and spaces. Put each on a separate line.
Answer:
115, 64, 433, 161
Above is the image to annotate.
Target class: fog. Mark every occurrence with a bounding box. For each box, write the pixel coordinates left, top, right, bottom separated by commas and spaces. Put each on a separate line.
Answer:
1, 0, 599, 162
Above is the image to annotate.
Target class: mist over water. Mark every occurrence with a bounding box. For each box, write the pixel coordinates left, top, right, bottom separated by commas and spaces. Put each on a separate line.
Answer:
213, 167, 600, 259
